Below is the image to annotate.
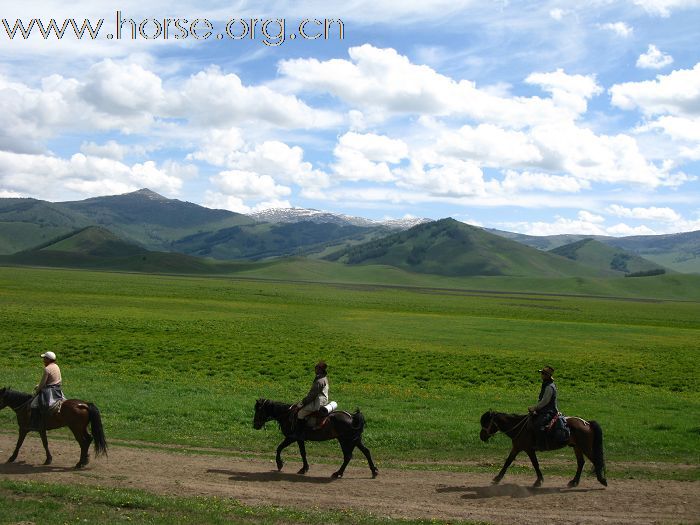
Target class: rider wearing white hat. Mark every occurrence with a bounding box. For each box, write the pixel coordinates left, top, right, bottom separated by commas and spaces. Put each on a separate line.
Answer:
30, 351, 65, 430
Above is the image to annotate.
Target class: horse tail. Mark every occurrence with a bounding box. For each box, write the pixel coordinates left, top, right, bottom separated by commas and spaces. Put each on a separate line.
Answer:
351, 408, 365, 439
590, 420, 607, 486
87, 403, 108, 457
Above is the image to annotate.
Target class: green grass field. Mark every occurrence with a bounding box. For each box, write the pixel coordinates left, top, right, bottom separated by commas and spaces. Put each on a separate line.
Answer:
0, 266, 698, 478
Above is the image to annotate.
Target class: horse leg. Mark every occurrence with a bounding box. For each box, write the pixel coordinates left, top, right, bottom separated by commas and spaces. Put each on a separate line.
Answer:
356, 439, 379, 478
8, 428, 29, 463
296, 440, 309, 474
493, 447, 519, 484
39, 430, 52, 466
275, 437, 295, 471
70, 426, 90, 469
331, 440, 354, 479
568, 446, 585, 487
525, 449, 544, 487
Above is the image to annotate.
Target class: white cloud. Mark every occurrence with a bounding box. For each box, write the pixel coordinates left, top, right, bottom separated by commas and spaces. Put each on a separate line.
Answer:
506, 215, 608, 236
636, 44, 674, 69
174, 67, 341, 129
631, 0, 700, 17
606, 223, 657, 235
437, 124, 542, 167
396, 159, 493, 197
211, 170, 291, 201
189, 129, 330, 191
337, 132, 408, 163
598, 22, 634, 37
0, 150, 182, 200
278, 45, 595, 127
500, 170, 589, 193
606, 204, 682, 221
549, 8, 565, 20
610, 63, 700, 117
525, 69, 602, 115
81, 59, 164, 116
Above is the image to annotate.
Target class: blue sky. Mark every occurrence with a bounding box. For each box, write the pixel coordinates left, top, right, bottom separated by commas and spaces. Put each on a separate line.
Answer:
1, 1, 699, 235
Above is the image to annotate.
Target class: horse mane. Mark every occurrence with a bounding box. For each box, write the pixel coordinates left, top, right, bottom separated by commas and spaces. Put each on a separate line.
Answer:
1, 388, 33, 407
257, 398, 292, 418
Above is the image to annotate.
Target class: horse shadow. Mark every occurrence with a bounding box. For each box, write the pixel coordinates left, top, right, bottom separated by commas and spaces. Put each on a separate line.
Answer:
0, 461, 78, 474
437, 483, 604, 500
207, 468, 336, 484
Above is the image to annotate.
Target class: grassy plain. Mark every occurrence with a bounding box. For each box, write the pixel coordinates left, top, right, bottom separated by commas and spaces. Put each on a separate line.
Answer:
0, 480, 485, 525
0, 266, 698, 479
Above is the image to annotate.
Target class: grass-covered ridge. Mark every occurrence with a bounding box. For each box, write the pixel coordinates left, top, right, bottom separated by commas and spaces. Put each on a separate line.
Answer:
327, 218, 613, 278
0, 266, 698, 474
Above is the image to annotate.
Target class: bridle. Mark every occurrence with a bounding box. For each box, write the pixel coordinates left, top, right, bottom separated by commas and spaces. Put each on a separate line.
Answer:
482, 412, 530, 439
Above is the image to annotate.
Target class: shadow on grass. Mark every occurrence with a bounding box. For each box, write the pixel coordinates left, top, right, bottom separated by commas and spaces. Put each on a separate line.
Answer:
0, 461, 79, 474
207, 468, 336, 484
437, 483, 605, 500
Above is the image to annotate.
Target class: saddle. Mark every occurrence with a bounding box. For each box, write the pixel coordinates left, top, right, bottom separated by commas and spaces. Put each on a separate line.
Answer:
545, 413, 570, 445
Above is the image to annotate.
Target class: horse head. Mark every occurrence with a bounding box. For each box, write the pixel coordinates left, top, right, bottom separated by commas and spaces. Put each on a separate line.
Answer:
253, 398, 272, 429
480, 410, 498, 442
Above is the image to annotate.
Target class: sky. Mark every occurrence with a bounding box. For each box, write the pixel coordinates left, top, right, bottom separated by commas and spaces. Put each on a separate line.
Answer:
1, 1, 699, 236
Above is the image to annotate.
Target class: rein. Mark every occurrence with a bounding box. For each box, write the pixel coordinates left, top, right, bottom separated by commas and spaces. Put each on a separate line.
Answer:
485, 413, 530, 439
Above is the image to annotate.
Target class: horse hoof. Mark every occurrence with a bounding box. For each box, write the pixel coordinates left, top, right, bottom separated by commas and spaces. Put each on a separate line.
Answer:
43, 459, 52, 466
7, 456, 17, 463
567, 480, 579, 488
331, 472, 342, 479
599, 478, 608, 487
491, 477, 501, 485
276, 462, 283, 471
371, 469, 379, 479
74, 462, 85, 469
297, 467, 308, 475
533, 479, 543, 488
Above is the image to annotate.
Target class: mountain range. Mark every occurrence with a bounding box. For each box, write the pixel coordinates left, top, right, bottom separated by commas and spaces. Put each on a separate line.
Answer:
0, 189, 698, 277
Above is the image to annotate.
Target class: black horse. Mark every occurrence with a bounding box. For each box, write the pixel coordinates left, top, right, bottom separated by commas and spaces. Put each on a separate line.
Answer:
253, 398, 378, 479
0, 387, 107, 468
480, 410, 606, 487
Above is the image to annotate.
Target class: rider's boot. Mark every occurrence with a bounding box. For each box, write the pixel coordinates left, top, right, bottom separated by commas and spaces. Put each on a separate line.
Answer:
29, 408, 43, 431
293, 418, 306, 440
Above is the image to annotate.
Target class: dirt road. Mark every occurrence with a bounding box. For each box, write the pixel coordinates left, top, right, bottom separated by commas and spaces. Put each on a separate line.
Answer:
0, 433, 698, 524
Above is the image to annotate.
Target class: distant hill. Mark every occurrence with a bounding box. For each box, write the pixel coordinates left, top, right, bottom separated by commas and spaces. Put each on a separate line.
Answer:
549, 238, 667, 275
0, 198, 93, 254
489, 228, 700, 274
0, 225, 251, 274
604, 230, 700, 274
326, 218, 612, 278
173, 221, 379, 260
59, 188, 255, 251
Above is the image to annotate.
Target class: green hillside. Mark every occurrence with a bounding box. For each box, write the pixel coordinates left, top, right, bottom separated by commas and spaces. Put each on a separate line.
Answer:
326, 218, 613, 278
60, 189, 255, 251
173, 221, 378, 260
606, 230, 700, 274
550, 238, 667, 275
0, 225, 254, 274
0, 198, 92, 254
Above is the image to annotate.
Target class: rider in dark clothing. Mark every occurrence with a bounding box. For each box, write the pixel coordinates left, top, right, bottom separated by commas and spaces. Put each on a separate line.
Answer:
528, 366, 559, 449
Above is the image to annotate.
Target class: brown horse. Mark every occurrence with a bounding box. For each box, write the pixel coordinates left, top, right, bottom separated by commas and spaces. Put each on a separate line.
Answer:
480, 410, 607, 487
0, 387, 107, 468
253, 399, 379, 479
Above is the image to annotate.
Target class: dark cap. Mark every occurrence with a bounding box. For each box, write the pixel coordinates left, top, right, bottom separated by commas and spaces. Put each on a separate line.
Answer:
538, 366, 555, 377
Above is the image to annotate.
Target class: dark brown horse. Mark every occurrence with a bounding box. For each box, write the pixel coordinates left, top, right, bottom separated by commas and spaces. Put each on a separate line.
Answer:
0, 387, 107, 468
253, 398, 378, 479
480, 410, 606, 487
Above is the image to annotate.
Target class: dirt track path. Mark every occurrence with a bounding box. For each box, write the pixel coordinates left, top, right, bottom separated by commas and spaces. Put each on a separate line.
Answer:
0, 434, 698, 525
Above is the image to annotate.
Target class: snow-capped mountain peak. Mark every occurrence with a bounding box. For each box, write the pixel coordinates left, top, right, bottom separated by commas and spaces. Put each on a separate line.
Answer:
249, 208, 431, 230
